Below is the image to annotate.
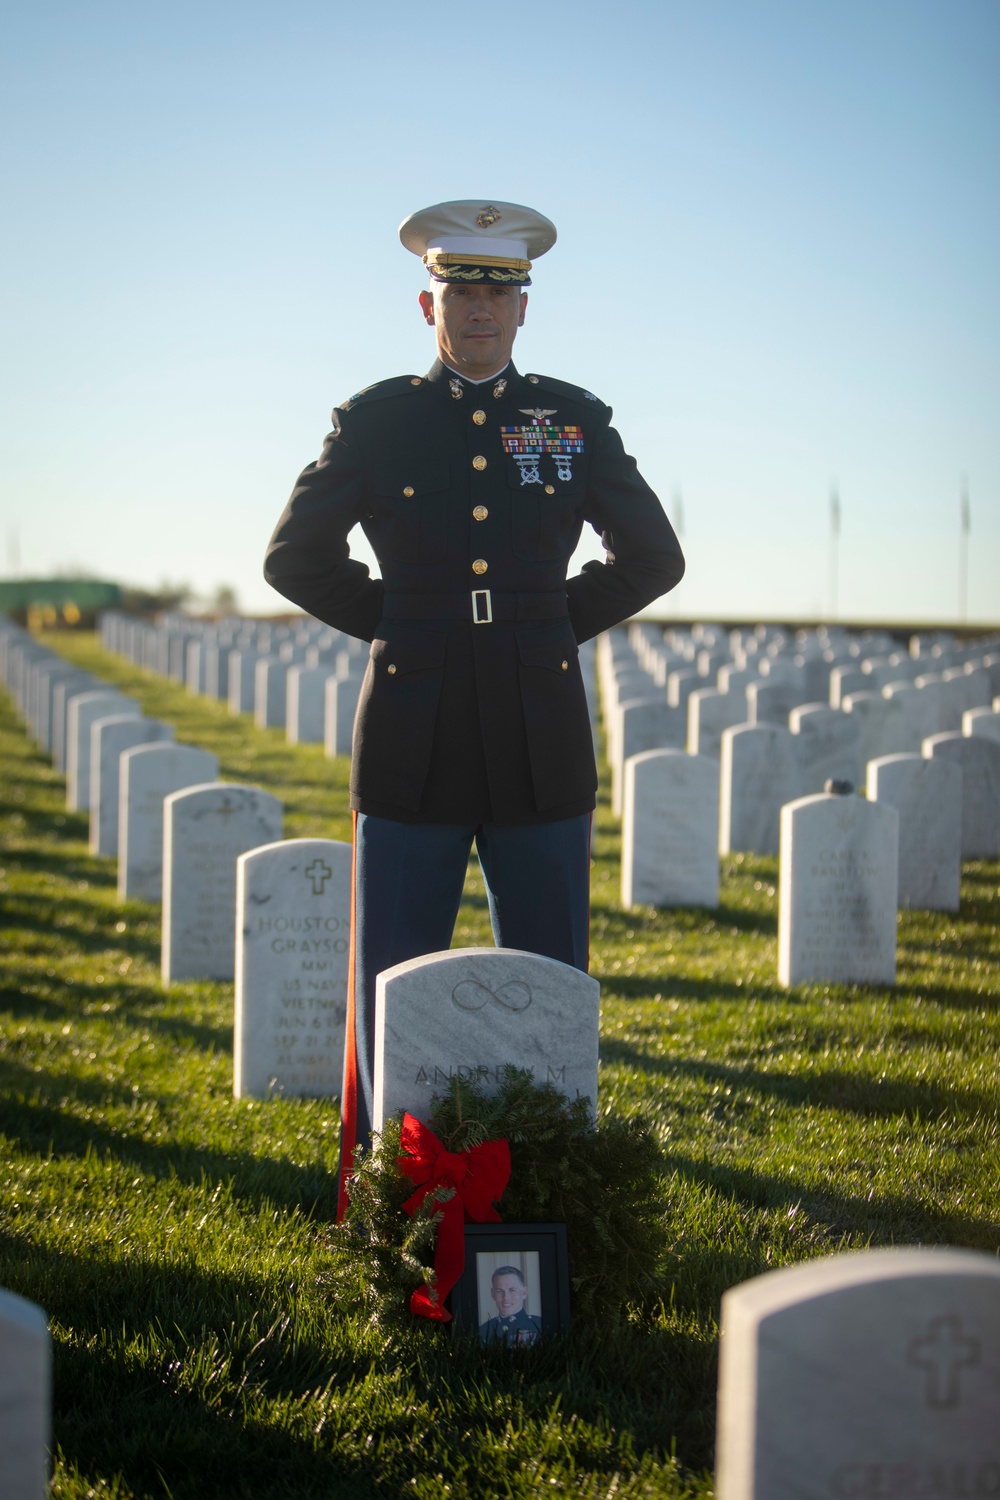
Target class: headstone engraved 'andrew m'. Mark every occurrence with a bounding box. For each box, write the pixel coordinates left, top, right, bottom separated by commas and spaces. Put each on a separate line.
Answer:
715, 1247, 1000, 1500
234, 838, 351, 1098
373, 948, 600, 1132
0, 1285, 50, 1500
162, 783, 283, 984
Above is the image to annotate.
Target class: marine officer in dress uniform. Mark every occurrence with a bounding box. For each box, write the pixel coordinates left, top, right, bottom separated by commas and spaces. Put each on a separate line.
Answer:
264, 200, 685, 1214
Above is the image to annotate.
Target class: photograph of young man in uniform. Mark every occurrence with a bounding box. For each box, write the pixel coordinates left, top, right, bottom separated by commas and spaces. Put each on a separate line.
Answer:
264, 200, 685, 1213
478, 1263, 542, 1346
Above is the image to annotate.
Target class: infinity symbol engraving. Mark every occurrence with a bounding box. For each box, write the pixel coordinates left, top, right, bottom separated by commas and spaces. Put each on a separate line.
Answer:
451, 979, 533, 1014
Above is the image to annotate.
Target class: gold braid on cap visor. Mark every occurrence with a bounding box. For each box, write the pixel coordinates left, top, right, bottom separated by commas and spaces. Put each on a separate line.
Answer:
423, 250, 532, 285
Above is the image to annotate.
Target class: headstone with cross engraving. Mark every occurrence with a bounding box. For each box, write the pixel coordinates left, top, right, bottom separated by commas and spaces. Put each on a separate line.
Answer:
0, 1285, 50, 1500
716, 1247, 1000, 1499
373, 947, 600, 1131
162, 783, 283, 984
234, 838, 352, 1098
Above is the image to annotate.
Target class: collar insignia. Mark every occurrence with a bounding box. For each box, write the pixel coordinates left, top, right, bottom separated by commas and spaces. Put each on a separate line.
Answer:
449, 379, 464, 400
493, 378, 507, 399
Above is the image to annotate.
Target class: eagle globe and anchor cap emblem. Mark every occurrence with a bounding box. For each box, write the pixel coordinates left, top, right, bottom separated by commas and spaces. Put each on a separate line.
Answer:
399, 199, 557, 286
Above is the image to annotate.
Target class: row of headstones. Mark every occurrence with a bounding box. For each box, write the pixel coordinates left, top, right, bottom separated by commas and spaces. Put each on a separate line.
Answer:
3, 618, 995, 1488
98, 606, 371, 752
2, 618, 592, 1115
5, 1233, 997, 1495
96, 608, 603, 756
0, 617, 350, 1098
601, 622, 1000, 819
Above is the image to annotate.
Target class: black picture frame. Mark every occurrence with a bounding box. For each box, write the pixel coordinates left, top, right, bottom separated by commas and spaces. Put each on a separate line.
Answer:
450, 1223, 570, 1343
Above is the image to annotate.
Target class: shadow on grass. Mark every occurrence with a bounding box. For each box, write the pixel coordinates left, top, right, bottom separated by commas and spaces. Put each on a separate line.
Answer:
5, 1229, 718, 1495
601, 1037, 998, 1126
599, 974, 779, 1004
660, 1150, 1000, 1257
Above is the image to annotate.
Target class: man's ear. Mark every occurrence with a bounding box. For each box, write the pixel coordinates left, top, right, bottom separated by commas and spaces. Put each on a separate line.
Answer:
418, 289, 435, 326
518, 291, 528, 327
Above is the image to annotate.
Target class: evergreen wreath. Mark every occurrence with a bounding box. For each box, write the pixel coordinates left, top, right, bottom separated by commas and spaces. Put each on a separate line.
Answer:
330, 1068, 668, 1333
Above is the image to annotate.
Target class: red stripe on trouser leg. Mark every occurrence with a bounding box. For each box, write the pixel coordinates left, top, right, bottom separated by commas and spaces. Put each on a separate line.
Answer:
336, 809, 359, 1222
587, 809, 593, 972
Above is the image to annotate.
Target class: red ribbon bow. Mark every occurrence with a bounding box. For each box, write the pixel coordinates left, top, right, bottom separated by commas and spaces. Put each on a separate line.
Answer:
397, 1113, 510, 1321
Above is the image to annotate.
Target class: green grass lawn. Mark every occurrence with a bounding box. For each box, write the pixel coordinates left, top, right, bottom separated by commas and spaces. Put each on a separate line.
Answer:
1, 631, 998, 1499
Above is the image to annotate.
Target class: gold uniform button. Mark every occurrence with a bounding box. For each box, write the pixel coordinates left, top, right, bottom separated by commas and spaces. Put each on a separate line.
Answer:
410, 377, 422, 386
561, 660, 569, 671
472, 454, 487, 471
472, 409, 486, 425
544, 484, 555, 495
387, 664, 397, 675
472, 559, 488, 576
403, 486, 415, 497
528, 375, 539, 384
473, 506, 488, 521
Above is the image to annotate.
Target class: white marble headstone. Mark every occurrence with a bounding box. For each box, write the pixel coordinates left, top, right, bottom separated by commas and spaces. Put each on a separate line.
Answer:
162, 783, 283, 984
716, 1248, 1000, 1500
324, 672, 364, 757
867, 753, 962, 912
0, 1286, 50, 1500
611, 698, 685, 815
687, 687, 745, 761
118, 743, 220, 901
778, 791, 898, 986
234, 838, 351, 1098
924, 733, 1000, 858
790, 704, 863, 796
622, 749, 719, 908
963, 707, 1000, 745
89, 715, 175, 857
286, 666, 334, 745
720, 723, 800, 857
373, 947, 600, 1131
66, 691, 140, 811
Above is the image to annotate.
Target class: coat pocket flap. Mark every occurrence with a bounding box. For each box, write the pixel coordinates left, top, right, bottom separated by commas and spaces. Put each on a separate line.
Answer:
370, 632, 448, 675
516, 631, 578, 673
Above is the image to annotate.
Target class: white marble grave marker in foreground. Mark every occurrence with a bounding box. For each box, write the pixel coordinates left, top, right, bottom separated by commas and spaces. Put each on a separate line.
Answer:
235, 838, 351, 1098
622, 749, 719, 908
0, 1286, 50, 1500
373, 947, 600, 1131
118, 743, 220, 901
778, 790, 898, 986
867, 753, 962, 912
162, 783, 283, 983
716, 1248, 1000, 1500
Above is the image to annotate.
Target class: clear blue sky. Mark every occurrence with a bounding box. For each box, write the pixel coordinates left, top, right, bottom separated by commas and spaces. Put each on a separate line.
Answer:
2, 0, 997, 624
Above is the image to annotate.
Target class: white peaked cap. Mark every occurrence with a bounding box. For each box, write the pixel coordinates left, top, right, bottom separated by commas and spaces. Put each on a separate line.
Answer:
399, 199, 557, 285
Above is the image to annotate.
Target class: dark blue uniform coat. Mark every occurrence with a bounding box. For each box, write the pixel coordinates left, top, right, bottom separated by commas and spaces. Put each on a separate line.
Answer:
264, 359, 684, 826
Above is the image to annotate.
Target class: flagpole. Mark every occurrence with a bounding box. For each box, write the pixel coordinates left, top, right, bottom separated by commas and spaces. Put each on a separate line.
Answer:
828, 484, 841, 622
958, 476, 970, 624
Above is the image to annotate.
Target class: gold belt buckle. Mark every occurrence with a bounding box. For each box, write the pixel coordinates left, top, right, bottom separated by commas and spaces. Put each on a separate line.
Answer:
471, 589, 493, 624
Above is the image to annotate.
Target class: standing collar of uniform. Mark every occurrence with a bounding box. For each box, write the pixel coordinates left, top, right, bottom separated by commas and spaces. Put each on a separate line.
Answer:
424, 358, 519, 396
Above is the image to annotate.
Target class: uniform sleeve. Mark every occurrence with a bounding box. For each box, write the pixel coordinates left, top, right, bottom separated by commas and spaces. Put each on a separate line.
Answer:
263, 414, 385, 643
565, 419, 685, 643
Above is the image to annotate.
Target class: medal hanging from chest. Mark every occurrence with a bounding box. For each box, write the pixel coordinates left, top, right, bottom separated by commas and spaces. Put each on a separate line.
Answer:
501, 417, 585, 486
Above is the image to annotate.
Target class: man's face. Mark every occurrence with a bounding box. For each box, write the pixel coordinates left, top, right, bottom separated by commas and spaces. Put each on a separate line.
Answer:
418, 282, 527, 377
491, 1273, 528, 1318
